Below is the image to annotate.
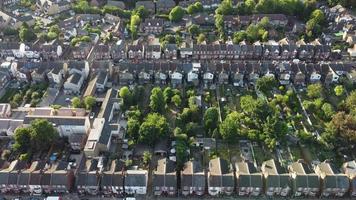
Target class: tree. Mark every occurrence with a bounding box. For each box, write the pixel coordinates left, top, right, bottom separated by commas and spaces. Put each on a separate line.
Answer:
244, 0, 256, 14
334, 85, 344, 96
139, 113, 169, 146
188, 24, 200, 36
143, 151, 152, 166
233, 31, 247, 44
129, 14, 141, 39
150, 87, 166, 113
30, 119, 58, 150
215, 0, 234, 15
307, 83, 323, 99
127, 119, 140, 142
172, 94, 182, 107
197, 33, 206, 44
71, 97, 82, 108
346, 90, 356, 114
13, 127, 32, 153
119, 86, 132, 109
132, 5, 149, 19
322, 103, 334, 120
187, 2, 203, 14
220, 111, 242, 142
214, 14, 224, 39
204, 107, 220, 134
84, 96, 96, 110
19, 23, 36, 42
169, 6, 185, 22
256, 76, 277, 96
323, 112, 356, 145
163, 87, 174, 103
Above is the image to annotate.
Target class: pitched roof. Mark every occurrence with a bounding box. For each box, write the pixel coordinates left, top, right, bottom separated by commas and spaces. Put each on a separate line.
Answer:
235, 161, 263, 188
181, 160, 205, 188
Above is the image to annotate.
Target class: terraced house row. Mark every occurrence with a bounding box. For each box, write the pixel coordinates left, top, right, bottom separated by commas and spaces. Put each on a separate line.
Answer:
112, 38, 333, 61
116, 61, 356, 87
0, 158, 355, 198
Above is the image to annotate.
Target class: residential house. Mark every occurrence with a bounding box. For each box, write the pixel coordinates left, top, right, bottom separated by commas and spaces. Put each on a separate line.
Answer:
137, 63, 153, 84
261, 159, 291, 197
296, 39, 314, 60
117, 64, 135, 85
217, 63, 230, 85
71, 43, 92, 60
342, 160, 356, 197
76, 158, 101, 195
291, 63, 306, 86
170, 64, 184, 87
276, 62, 292, 85
135, 1, 155, 14
37, 0, 71, 15
48, 161, 75, 194
17, 161, 44, 194
32, 40, 63, 60
181, 160, 205, 196
155, 0, 175, 13
279, 38, 297, 60
247, 62, 260, 85
127, 44, 144, 60
154, 62, 169, 85
163, 44, 177, 60
111, 40, 126, 61
146, 45, 161, 59
264, 40, 280, 60
232, 62, 245, 87
28, 161, 45, 195
202, 63, 215, 87
184, 63, 200, 86
47, 61, 66, 86
64, 73, 84, 95
142, 18, 164, 35
315, 161, 350, 197
288, 160, 320, 197
101, 160, 123, 195
306, 63, 322, 83
321, 63, 339, 85
96, 71, 108, 92
31, 65, 48, 83
235, 161, 263, 196
208, 157, 234, 196
93, 44, 110, 60
310, 39, 331, 60
125, 169, 148, 195
0, 160, 27, 193
153, 158, 177, 196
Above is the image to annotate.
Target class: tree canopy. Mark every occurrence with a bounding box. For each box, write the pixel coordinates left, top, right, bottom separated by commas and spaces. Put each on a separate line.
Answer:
150, 87, 166, 114
169, 6, 186, 22
139, 113, 169, 146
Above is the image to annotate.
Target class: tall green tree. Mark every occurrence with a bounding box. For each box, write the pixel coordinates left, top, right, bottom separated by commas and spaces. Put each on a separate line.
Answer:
169, 6, 185, 22
150, 87, 166, 113
204, 107, 220, 134
139, 113, 169, 146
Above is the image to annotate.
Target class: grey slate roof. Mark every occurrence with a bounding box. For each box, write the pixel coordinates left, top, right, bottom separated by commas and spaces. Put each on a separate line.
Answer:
235, 161, 263, 188
181, 160, 205, 188
125, 170, 147, 187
